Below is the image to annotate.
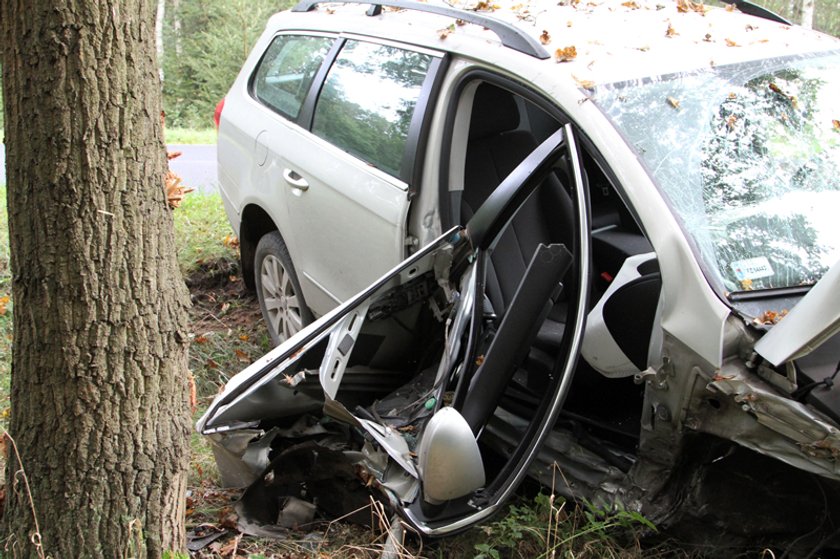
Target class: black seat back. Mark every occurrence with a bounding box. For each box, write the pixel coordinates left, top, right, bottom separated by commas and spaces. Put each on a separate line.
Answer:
462, 83, 574, 318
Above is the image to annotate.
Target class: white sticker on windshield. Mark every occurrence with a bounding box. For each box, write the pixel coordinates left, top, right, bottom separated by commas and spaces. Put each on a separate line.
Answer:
730, 257, 774, 281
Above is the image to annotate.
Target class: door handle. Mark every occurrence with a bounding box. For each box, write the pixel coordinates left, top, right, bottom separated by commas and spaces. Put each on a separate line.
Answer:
283, 168, 309, 191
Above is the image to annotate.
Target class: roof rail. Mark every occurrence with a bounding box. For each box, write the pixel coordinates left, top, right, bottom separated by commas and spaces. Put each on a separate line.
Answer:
720, 0, 791, 25
291, 0, 551, 59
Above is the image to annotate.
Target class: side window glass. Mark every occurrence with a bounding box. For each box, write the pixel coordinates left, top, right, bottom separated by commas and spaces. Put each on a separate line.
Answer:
252, 35, 334, 120
312, 40, 433, 177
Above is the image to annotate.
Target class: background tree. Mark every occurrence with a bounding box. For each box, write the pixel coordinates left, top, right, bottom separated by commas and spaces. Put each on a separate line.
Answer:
161, 0, 288, 127
0, 1, 192, 556
746, 0, 835, 32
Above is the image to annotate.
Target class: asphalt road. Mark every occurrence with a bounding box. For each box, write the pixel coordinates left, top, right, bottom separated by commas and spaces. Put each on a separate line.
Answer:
0, 144, 219, 194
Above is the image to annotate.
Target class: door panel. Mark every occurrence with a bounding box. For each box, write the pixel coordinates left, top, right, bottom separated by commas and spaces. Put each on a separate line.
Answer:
267, 39, 439, 314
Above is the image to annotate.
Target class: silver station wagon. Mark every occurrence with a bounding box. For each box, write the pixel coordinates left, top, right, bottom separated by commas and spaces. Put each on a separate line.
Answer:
205, 0, 840, 551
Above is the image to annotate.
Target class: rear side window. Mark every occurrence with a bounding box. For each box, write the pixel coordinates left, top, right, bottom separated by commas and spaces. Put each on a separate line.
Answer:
312, 40, 433, 177
252, 35, 333, 120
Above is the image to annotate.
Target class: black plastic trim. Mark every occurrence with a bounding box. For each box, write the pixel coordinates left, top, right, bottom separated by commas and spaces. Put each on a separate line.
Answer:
299, 37, 345, 129
291, 0, 551, 59
720, 0, 791, 25
401, 55, 449, 186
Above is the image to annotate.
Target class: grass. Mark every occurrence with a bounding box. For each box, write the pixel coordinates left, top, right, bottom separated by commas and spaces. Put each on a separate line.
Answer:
173, 191, 238, 275
166, 127, 217, 145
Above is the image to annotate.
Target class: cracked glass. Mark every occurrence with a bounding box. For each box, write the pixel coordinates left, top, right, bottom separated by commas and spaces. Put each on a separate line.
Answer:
594, 50, 840, 295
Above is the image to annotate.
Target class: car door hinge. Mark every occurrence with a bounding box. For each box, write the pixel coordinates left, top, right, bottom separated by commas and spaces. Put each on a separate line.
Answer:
404, 235, 419, 248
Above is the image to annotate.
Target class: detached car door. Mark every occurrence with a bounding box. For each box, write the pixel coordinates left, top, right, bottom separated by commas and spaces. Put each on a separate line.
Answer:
255, 35, 443, 313
199, 125, 592, 536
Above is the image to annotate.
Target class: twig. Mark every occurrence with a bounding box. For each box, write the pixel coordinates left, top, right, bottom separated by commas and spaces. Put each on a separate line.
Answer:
4, 430, 46, 559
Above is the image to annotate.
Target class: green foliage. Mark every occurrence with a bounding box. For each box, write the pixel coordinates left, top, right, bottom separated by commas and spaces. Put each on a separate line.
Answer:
162, 0, 294, 128
443, 492, 660, 559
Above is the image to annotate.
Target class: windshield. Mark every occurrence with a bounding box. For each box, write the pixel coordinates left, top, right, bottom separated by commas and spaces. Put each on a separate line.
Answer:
594, 50, 840, 295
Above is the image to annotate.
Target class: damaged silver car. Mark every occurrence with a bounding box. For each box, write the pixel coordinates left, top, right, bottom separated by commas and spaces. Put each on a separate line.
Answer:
203, 0, 840, 551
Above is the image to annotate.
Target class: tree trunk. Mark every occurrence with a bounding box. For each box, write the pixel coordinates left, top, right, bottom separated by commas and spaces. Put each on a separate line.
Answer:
0, 1, 192, 557
157, 0, 167, 81
800, 0, 815, 29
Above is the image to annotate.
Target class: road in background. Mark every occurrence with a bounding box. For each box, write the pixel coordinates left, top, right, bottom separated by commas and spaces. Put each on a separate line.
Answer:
169, 144, 218, 194
1, 144, 218, 194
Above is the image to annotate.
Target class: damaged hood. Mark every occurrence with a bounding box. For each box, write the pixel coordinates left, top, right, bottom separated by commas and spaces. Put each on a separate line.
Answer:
754, 259, 840, 366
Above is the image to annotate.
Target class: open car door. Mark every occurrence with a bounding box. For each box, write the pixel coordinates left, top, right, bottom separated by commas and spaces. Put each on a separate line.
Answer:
198, 124, 590, 535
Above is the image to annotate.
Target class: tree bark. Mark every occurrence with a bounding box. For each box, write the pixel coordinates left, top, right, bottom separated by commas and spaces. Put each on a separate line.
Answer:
0, 1, 191, 557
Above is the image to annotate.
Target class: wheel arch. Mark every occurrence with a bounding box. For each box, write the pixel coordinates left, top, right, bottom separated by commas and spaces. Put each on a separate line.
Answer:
239, 203, 281, 291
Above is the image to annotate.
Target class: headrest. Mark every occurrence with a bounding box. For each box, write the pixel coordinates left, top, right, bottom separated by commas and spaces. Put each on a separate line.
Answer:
468, 83, 520, 140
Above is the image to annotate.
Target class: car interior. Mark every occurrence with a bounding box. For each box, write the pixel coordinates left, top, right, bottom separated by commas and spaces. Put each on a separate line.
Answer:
446, 80, 665, 471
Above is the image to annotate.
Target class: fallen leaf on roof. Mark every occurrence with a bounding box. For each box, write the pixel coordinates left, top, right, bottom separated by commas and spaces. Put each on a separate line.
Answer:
621, 1, 640, 9
456, 18, 466, 26
703, 32, 712, 42
725, 38, 740, 47
833, 120, 840, 131
637, 45, 651, 51
438, 24, 455, 39
666, 22, 679, 37
728, 92, 737, 100
573, 74, 596, 90
745, 24, 758, 31
555, 45, 578, 62
725, 2, 735, 11
472, 0, 498, 11
740, 278, 753, 291
540, 30, 552, 44
667, 96, 681, 109
676, 0, 708, 14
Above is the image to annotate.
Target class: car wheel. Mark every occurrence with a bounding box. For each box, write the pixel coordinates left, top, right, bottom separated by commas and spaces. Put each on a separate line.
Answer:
254, 232, 312, 346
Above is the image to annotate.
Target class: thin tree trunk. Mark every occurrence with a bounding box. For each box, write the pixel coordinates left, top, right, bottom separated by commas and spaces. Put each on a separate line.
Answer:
157, 0, 167, 81
0, 1, 191, 557
800, 0, 815, 29
173, 0, 183, 57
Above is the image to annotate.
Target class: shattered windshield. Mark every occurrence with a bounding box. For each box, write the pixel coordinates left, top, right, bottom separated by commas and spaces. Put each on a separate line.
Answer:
594, 50, 840, 295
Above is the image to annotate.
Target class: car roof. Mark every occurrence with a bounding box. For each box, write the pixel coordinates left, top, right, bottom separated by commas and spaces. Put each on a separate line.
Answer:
270, 0, 839, 86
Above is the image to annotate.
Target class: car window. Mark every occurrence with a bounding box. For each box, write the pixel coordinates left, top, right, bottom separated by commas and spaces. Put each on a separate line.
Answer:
312, 40, 433, 178
252, 35, 334, 120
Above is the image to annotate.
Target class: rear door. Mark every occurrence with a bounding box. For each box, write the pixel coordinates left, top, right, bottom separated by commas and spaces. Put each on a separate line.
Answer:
257, 37, 443, 314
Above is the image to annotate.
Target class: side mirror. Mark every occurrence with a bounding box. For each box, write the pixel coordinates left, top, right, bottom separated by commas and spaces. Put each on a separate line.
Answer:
417, 407, 485, 503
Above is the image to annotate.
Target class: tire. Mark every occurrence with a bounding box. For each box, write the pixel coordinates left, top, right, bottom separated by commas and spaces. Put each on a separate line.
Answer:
254, 232, 313, 346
